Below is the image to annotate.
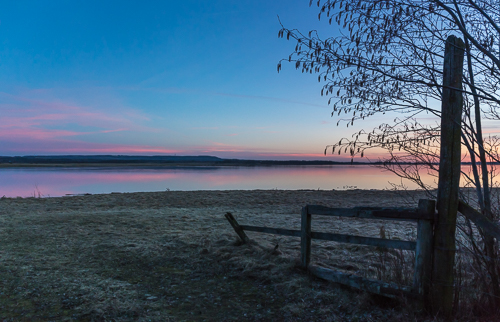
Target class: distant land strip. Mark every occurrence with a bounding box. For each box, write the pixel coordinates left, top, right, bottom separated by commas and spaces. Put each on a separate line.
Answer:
0, 155, 376, 167
0, 155, 495, 167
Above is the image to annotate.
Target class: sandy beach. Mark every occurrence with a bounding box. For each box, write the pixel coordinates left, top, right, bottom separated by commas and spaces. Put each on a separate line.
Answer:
0, 189, 433, 321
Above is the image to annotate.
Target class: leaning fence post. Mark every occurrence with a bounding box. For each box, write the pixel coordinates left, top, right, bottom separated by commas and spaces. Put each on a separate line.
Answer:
300, 206, 311, 269
413, 199, 435, 306
225, 212, 249, 244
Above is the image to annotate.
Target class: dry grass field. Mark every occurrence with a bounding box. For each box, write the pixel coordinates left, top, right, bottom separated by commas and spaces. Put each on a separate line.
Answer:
0, 189, 451, 321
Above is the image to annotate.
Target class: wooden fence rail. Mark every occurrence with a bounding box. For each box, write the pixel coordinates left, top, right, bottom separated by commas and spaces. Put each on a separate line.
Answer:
225, 199, 436, 300
458, 199, 500, 240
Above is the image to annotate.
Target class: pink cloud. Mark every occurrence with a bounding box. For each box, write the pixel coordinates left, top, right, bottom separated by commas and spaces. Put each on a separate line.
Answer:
0, 91, 149, 127
0, 91, 158, 146
0, 90, 392, 160
1, 137, 182, 155
0, 132, 377, 160
0, 128, 82, 140
55, 146, 181, 154
27, 114, 68, 121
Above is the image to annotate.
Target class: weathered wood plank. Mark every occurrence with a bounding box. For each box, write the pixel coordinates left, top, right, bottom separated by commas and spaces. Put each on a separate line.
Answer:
306, 205, 427, 221
239, 225, 301, 237
432, 35, 465, 317
235, 226, 416, 250
310, 232, 416, 250
458, 199, 500, 240
224, 212, 250, 244
308, 265, 419, 299
301, 206, 311, 269
413, 199, 435, 303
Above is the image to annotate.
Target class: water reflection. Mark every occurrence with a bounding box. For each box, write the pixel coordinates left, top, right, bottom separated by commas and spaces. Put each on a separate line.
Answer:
0, 165, 436, 198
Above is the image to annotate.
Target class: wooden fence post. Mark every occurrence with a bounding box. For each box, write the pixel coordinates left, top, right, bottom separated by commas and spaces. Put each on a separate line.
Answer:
432, 35, 465, 317
414, 199, 435, 306
301, 206, 311, 269
225, 212, 249, 244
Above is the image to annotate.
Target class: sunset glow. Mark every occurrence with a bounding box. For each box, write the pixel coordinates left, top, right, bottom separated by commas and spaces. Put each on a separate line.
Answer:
0, 1, 358, 160
2, 2, 494, 161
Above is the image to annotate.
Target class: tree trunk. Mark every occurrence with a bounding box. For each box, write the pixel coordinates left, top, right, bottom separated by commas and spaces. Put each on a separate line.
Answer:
464, 35, 500, 307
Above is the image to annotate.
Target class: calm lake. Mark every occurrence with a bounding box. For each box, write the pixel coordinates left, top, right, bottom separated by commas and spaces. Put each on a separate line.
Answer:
0, 165, 438, 198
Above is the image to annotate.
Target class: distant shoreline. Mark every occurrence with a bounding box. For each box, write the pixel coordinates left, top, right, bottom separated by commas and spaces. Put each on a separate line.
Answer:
0, 154, 494, 168
0, 162, 375, 168
0, 155, 375, 168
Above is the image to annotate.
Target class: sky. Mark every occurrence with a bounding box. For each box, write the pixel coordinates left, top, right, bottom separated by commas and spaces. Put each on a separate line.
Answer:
0, 0, 393, 160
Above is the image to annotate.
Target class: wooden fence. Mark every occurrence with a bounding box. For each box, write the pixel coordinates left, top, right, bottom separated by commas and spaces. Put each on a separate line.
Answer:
225, 199, 435, 300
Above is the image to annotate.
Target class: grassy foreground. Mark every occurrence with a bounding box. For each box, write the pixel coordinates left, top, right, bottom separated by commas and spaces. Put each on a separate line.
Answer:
0, 189, 445, 321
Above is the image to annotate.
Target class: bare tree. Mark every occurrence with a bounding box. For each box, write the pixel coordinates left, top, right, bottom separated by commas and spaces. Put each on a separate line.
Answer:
279, 0, 500, 314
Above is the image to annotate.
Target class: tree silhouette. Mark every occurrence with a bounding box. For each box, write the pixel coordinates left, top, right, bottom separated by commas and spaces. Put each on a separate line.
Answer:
279, 0, 500, 314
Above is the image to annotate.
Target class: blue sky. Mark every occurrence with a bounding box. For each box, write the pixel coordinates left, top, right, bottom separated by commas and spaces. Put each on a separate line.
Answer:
0, 0, 389, 160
